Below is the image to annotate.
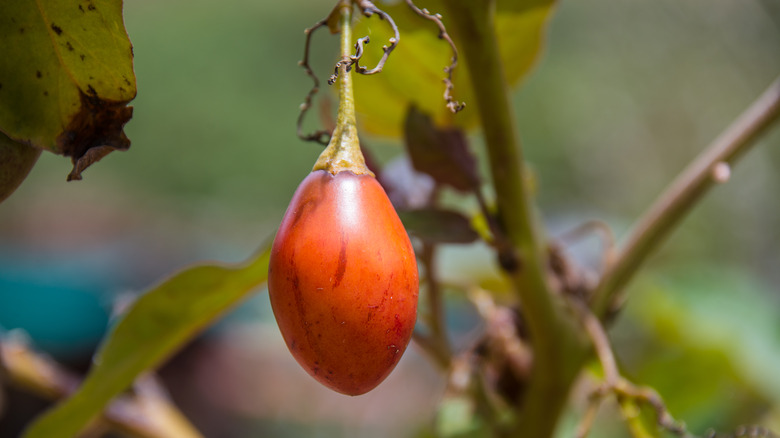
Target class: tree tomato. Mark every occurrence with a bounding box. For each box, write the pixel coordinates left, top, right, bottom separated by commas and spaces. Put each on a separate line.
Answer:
268, 169, 419, 396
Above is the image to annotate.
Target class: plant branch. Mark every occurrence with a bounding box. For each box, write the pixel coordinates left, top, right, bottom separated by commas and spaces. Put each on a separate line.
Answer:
441, 1, 588, 436
572, 302, 687, 438
410, 241, 453, 371
0, 337, 202, 438
441, 0, 555, 351
421, 242, 451, 357
591, 75, 780, 318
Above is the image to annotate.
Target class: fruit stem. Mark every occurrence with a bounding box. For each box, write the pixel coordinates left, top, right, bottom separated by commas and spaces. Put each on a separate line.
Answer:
312, 0, 373, 176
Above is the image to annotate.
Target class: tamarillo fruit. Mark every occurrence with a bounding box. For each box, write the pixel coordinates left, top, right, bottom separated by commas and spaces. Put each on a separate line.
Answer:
268, 169, 418, 395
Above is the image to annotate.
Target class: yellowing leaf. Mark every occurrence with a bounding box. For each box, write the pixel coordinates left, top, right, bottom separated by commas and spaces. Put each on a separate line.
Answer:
0, 131, 41, 203
0, 0, 136, 180
352, 0, 556, 137
23, 243, 272, 438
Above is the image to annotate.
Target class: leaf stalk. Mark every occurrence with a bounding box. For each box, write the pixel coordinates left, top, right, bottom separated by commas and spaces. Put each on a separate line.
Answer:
312, 0, 372, 176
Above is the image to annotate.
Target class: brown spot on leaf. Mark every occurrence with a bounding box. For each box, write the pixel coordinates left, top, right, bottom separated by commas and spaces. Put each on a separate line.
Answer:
66, 41, 74, 51
19, 27, 24, 34
80, 54, 85, 61
87, 3, 96, 11
36, 71, 42, 79
86, 85, 97, 97
51, 24, 63, 35
60, 91, 133, 181
79, 4, 84, 12
43, 91, 48, 96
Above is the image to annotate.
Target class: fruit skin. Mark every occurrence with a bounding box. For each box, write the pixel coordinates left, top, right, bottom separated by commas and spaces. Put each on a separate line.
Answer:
268, 169, 418, 396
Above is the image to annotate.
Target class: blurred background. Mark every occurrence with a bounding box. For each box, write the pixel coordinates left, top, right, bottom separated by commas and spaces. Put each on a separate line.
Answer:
1, 0, 779, 436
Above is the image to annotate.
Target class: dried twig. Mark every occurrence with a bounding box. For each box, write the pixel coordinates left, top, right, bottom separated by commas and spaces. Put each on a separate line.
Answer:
469, 287, 532, 380
572, 302, 688, 438
304, 0, 466, 140
353, 1, 399, 75
329, 0, 400, 85
297, 18, 332, 145
0, 336, 202, 438
403, 0, 465, 113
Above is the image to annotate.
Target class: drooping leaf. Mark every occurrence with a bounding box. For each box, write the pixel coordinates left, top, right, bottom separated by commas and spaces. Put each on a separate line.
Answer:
352, 0, 556, 137
0, 131, 41, 203
23, 243, 272, 438
0, 0, 136, 180
404, 105, 478, 192
399, 208, 479, 244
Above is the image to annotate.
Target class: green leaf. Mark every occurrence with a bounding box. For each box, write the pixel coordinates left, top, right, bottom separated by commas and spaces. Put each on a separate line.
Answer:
23, 243, 272, 438
0, 131, 41, 203
616, 267, 780, 431
352, 0, 555, 137
399, 208, 479, 244
437, 396, 477, 437
0, 0, 136, 180
618, 398, 663, 438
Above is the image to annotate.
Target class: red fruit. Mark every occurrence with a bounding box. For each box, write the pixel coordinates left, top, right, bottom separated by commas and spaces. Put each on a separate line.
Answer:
268, 169, 419, 396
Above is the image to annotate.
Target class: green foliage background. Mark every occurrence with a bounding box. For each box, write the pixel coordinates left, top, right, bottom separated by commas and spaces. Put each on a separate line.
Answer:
1, 0, 779, 437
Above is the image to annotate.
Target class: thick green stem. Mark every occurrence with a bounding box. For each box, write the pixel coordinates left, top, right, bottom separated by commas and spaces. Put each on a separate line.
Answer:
312, 1, 372, 176
441, 1, 587, 436
591, 76, 780, 318
442, 0, 552, 352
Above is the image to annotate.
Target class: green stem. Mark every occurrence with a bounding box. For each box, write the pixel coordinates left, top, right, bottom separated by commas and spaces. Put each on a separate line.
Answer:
442, 0, 553, 351
442, 1, 587, 436
312, 0, 371, 176
591, 76, 780, 318
421, 243, 451, 357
